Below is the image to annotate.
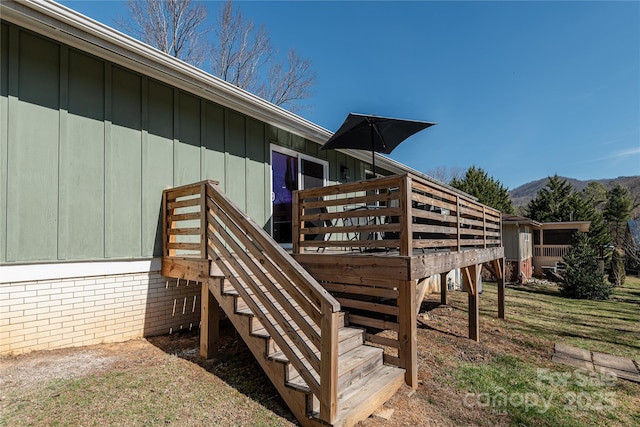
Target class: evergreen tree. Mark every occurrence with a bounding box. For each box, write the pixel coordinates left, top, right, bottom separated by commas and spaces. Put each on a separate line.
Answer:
579, 181, 608, 212
450, 166, 514, 213
526, 175, 575, 222
570, 192, 609, 248
561, 232, 613, 300
604, 184, 633, 246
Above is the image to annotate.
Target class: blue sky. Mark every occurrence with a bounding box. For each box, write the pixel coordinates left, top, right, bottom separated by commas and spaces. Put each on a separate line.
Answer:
59, 0, 639, 189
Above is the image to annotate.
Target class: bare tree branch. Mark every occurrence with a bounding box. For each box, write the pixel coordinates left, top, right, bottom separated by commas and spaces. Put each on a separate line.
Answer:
266, 49, 316, 112
117, 0, 209, 67
211, 1, 314, 111
119, 0, 315, 110
425, 166, 465, 184
211, 1, 272, 93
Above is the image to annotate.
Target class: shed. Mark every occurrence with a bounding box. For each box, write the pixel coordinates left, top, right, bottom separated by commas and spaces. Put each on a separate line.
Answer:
501, 215, 541, 283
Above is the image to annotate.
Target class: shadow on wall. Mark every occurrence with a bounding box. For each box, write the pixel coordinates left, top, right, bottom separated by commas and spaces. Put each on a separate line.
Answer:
143, 200, 201, 338
142, 274, 202, 338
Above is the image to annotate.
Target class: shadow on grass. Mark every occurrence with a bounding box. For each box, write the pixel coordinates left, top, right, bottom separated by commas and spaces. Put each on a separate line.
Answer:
554, 330, 640, 350
419, 300, 443, 313
147, 320, 297, 424
507, 284, 561, 298
509, 281, 640, 303
416, 318, 466, 339
492, 287, 640, 354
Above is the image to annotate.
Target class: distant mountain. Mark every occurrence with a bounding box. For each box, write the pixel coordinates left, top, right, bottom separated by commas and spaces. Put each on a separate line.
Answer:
510, 176, 640, 217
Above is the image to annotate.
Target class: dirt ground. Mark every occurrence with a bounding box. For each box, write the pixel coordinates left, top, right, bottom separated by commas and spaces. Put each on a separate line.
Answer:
0, 293, 553, 427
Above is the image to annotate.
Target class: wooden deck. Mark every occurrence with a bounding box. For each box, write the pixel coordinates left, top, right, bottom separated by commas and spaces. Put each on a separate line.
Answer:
292, 173, 505, 388
159, 174, 506, 424
161, 180, 406, 427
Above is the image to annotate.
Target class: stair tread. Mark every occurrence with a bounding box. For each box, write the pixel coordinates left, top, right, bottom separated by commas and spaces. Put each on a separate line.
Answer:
236, 298, 314, 326
337, 345, 382, 374
251, 311, 345, 340
328, 364, 406, 427
267, 326, 363, 364
339, 364, 404, 401
338, 327, 363, 341
234, 290, 319, 328
286, 344, 383, 392
286, 372, 310, 392
250, 326, 270, 339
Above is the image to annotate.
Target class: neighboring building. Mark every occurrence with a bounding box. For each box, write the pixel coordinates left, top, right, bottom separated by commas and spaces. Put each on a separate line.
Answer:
502, 214, 541, 283
0, 0, 452, 355
532, 221, 590, 277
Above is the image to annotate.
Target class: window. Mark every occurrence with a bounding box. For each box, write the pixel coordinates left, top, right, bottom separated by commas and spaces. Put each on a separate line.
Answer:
543, 229, 578, 245
270, 145, 328, 245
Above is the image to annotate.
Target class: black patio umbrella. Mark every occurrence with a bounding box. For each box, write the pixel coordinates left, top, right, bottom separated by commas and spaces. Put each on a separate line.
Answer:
321, 113, 436, 176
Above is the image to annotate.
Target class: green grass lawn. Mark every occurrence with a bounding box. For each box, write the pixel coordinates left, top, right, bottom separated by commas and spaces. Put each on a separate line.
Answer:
444, 276, 640, 427
486, 276, 639, 359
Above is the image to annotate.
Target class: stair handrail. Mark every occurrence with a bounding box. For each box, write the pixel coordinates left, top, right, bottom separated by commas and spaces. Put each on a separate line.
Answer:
204, 181, 340, 423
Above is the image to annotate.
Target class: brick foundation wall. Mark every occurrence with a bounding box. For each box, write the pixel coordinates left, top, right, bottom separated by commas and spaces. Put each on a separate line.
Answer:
0, 269, 201, 355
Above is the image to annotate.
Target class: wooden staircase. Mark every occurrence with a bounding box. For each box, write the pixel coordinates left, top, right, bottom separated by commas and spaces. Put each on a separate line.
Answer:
161, 181, 405, 427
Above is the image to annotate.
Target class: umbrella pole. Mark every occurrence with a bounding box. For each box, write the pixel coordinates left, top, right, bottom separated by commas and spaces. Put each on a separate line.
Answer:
370, 123, 376, 177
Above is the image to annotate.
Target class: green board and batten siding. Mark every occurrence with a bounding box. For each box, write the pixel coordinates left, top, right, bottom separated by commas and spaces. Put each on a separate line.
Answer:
0, 22, 378, 265
0, 23, 8, 265
0, 22, 269, 264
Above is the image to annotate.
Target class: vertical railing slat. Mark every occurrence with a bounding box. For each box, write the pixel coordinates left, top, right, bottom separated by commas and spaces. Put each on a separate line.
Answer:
292, 190, 301, 254
456, 196, 461, 252
200, 183, 207, 259
162, 190, 168, 257
483, 206, 487, 249
400, 175, 412, 256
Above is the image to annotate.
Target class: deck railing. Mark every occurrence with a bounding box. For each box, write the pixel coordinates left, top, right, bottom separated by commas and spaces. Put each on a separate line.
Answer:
533, 244, 571, 258
293, 173, 502, 256
163, 181, 341, 424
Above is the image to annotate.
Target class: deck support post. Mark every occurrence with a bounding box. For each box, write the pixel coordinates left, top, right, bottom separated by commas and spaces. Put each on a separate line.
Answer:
200, 278, 220, 359
463, 265, 481, 342
468, 287, 480, 342
398, 279, 418, 388
319, 305, 339, 424
399, 175, 413, 257
494, 258, 505, 319
440, 272, 448, 305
